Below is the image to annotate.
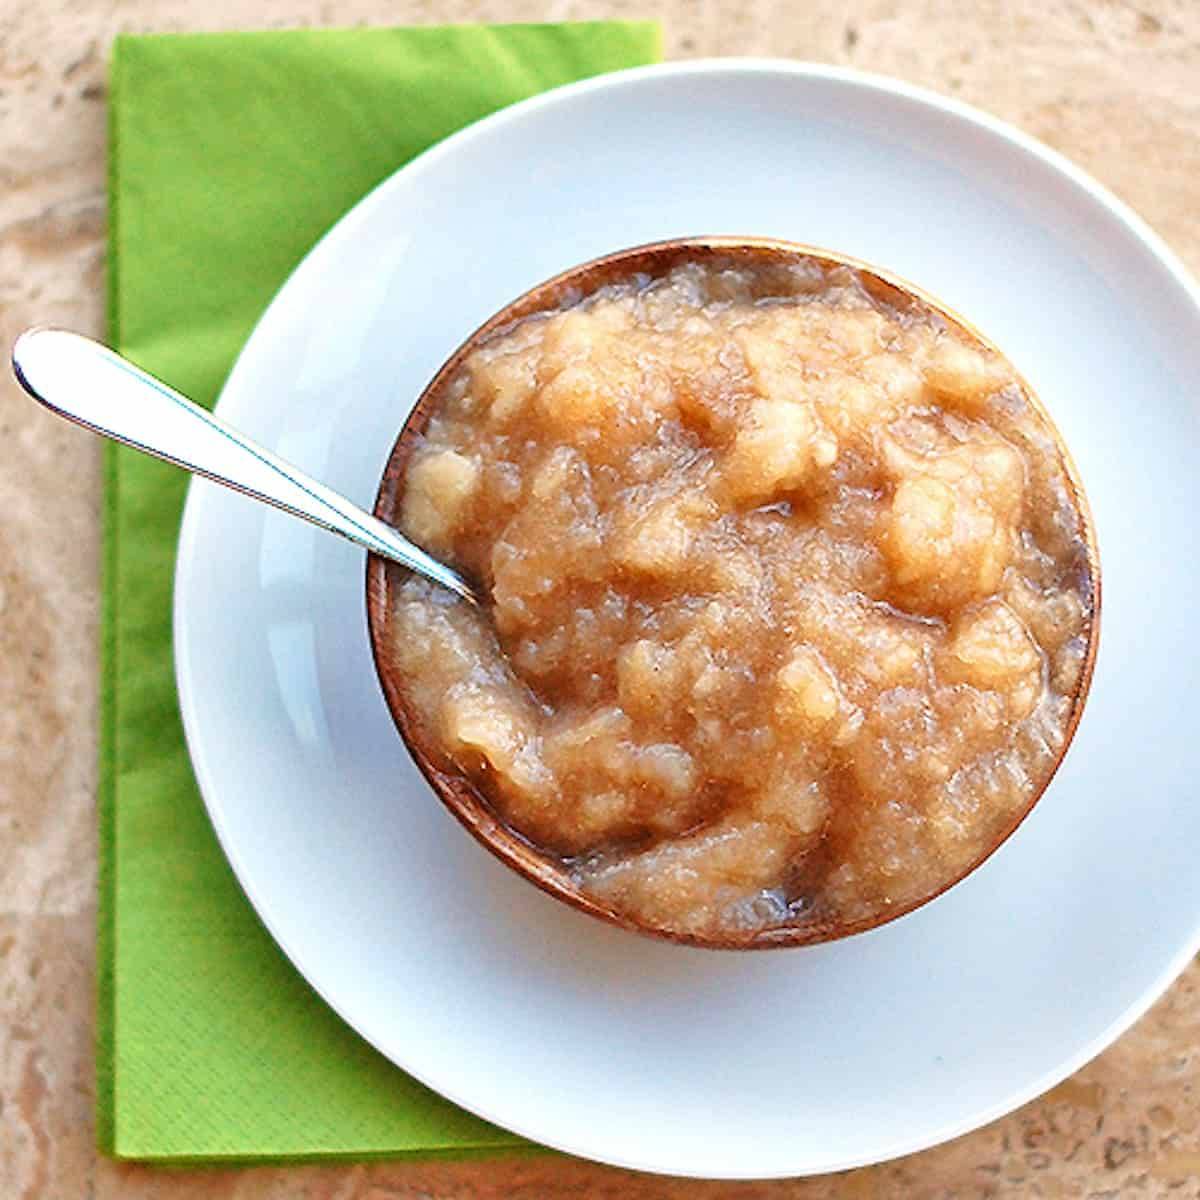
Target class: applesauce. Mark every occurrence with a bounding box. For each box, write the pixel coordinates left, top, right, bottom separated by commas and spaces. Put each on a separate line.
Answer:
382, 251, 1095, 941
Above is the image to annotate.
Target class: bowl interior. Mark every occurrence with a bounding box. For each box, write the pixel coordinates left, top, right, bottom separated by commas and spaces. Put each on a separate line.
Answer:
365, 237, 1100, 950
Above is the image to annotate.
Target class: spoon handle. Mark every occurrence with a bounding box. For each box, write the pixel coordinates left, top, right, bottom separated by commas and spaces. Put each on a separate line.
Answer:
11, 328, 477, 604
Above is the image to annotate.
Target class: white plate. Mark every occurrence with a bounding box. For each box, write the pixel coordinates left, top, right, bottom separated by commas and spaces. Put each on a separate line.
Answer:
175, 61, 1200, 1178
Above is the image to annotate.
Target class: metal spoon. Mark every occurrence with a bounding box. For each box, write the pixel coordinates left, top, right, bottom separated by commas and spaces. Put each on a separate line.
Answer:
11, 327, 480, 605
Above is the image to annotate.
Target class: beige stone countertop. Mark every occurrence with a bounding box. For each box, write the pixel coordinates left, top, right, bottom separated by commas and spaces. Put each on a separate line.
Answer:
3, 1, 1199, 1196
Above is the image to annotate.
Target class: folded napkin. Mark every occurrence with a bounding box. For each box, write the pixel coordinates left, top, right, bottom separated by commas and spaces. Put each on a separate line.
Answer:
101, 21, 661, 1162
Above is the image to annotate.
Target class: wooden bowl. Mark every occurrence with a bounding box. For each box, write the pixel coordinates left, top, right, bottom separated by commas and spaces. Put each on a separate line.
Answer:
365, 237, 1100, 950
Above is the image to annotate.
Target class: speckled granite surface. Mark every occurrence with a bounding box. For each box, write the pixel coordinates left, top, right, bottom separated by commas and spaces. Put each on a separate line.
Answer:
2, 2, 1199, 1196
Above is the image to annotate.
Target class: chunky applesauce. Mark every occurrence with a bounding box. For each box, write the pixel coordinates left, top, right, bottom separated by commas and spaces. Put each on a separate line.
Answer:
386, 255, 1095, 940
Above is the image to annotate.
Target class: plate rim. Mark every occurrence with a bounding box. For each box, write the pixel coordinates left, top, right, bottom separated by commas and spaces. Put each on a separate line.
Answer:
173, 58, 1200, 1178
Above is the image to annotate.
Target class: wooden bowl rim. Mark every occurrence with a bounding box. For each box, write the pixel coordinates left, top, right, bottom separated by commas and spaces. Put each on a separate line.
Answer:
365, 236, 1101, 951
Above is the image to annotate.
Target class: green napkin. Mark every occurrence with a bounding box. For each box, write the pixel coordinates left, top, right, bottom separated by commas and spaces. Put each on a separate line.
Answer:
101, 22, 661, 1162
